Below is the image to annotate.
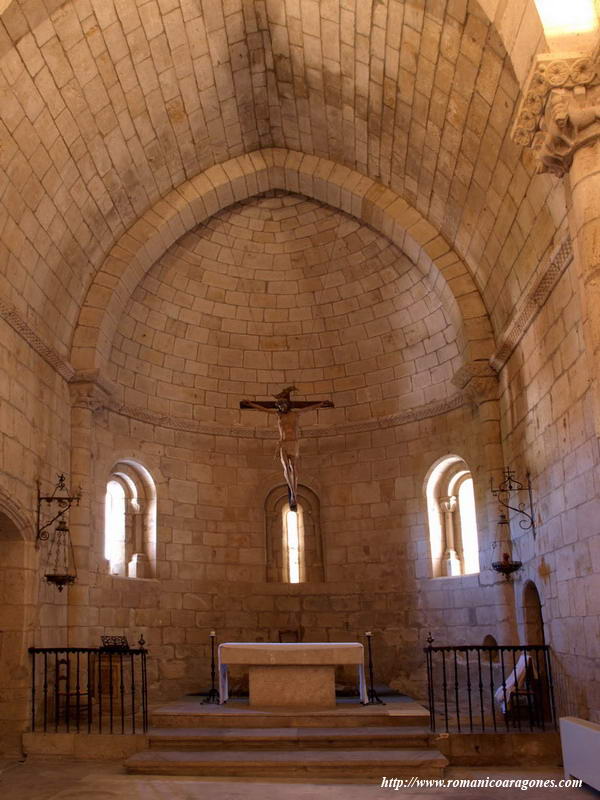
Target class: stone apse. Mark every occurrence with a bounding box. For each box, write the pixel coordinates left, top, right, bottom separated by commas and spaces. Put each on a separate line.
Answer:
0, 0, 598, 754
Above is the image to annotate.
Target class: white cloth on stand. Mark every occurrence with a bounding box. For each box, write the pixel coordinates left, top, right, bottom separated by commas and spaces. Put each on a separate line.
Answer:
494, 653, 537, 713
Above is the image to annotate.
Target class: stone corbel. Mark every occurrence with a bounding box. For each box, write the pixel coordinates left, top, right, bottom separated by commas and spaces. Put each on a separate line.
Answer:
69, 370, 113, 412
512, 53, 600, 176
452, 360, 498, 403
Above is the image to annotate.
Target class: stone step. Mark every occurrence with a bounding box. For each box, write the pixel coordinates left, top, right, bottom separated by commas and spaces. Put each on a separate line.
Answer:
148, 725, 431, 750
150, 709, 430, 729
124, 747, 448, 778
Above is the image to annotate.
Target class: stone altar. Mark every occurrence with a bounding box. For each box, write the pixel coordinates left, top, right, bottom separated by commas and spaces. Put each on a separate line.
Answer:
218, 642, 368, 707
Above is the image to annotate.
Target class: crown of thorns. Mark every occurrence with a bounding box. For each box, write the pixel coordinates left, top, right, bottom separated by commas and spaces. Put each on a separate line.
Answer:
273, 386, 298, 401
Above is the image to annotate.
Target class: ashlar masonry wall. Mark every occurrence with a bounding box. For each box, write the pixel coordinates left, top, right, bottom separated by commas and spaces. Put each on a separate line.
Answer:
0, 318, 74, 753
498, 258, 600, 723
75, 396, 507, 703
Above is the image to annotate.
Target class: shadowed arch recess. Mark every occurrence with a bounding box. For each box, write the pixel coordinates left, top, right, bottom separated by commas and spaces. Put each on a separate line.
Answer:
71, 150, 495, 388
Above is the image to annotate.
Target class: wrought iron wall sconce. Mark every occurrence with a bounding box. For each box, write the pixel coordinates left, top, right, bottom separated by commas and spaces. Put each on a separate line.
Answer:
490, 466, 536, 539
36, 474, 82, 591
491, 512, 523, 580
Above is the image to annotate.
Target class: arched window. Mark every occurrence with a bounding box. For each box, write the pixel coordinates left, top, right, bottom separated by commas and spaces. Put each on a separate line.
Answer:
284, 505, 303, 584
105, 480, 126, 574
265, 485, 323, 583
425, 455, 480, 577
104, 460, 157, 578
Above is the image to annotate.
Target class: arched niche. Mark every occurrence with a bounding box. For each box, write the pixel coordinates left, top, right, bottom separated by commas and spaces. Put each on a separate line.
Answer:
265, 485, 324, 584
71, 150, 495, 382
522, 580, 545, 645
483, 633, 499, 662
424, 454, 481, 578
105, 459, 157, 578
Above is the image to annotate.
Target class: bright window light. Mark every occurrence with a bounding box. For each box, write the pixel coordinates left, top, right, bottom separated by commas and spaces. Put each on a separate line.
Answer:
535, 0, 597, 39
105, 480, 125, 571
286, 508, 300, 584
458, 478, 479, 575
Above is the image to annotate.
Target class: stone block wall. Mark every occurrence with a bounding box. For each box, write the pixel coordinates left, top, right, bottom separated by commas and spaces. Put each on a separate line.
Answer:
499, 260, 600, 723
70, 396, 506, 705
0, 318, 73, 753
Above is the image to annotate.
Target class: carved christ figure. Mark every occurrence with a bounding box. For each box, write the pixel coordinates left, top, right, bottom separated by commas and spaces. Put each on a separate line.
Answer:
240, 386, 334, 511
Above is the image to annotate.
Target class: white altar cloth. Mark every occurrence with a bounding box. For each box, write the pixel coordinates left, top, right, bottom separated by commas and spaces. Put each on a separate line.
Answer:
218, 642, 368, 704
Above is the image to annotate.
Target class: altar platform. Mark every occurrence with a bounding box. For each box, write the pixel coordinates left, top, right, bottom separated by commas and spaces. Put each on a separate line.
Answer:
124, 694, 446, 779
147, 693, 430, 727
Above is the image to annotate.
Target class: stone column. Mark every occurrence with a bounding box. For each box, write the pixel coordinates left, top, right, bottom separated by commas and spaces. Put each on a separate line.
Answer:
512, 50, 600, 434
439, 495, 461, 576
127, 498, 150, 578
67, 372, 111, 644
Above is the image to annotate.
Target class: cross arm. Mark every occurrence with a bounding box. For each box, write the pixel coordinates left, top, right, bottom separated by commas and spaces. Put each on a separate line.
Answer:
240, 400, 278, 412
293, 400, 334, 412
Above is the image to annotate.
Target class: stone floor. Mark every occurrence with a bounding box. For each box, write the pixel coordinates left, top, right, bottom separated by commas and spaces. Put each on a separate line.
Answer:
0, 759, 596, 799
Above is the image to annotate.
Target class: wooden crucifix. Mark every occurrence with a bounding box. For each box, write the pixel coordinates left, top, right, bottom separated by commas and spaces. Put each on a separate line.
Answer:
240, 386, 334, 511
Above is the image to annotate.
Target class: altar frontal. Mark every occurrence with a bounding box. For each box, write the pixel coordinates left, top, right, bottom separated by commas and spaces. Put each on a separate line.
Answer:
218, 642, 368, 707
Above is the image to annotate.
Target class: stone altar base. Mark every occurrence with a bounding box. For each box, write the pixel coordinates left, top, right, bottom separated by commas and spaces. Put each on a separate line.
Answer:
249, 665, 335, 708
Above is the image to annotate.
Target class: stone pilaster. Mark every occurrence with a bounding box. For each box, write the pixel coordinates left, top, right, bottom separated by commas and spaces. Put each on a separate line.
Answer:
452, 360, 516, 637
512, 48, 600, 438
452, 359, 502, 520
67, 372, 112, 642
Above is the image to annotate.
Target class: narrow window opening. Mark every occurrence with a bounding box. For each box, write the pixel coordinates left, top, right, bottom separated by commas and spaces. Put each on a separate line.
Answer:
265, 486, 323, 584
425, 456, 480, 578
458, 477, 479, 574
286, 508, 300, 584
105, 461, 157, 578
105, 480, 126, 574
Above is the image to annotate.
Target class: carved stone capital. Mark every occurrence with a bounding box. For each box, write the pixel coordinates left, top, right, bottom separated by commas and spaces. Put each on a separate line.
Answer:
440, 495, 457, 514
69, 370, 113, 412
512, 53, 600, 177
452, 360, 498, 403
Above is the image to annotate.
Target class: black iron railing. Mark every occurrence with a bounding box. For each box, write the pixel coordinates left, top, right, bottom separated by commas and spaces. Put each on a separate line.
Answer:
29, 646, 148, 734
424, 644, 556, 733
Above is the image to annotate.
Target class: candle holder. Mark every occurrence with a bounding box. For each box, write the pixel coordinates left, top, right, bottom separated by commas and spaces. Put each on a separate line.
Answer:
202, 630, 220, 704
36, 475, 82, 590
365, 631, 385, 705
491, 512, 522, 581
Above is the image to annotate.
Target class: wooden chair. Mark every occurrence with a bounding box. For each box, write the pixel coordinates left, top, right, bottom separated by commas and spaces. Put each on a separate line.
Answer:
54, 656, 94, 725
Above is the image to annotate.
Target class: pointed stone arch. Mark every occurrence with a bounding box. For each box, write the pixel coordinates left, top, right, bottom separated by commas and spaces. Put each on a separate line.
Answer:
71, 149, 495, 384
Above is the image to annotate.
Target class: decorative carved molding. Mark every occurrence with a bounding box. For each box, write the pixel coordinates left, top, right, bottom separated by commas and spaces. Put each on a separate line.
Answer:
0, 298, 75, 381
452, 360, 498, 402
0, 297, 470, 435
102, 392, 467, 439
490, 236, 574, 372
512, 54, 600, 176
